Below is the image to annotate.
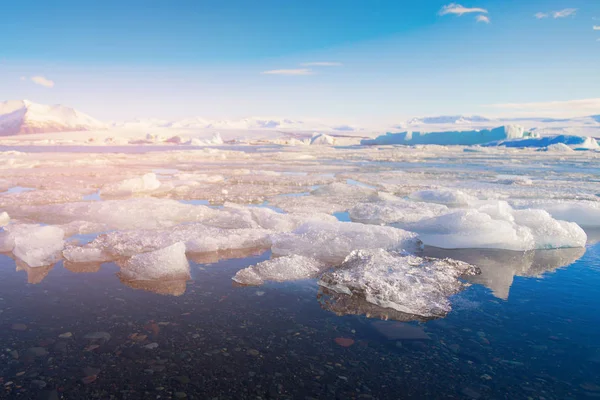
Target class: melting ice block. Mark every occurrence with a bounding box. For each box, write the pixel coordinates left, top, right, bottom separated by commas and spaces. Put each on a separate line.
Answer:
318, 249, 479, 318
0, 224, 64, 267
271, 220, 421, 264
407, 202, 587, 251
119, 242, 190, 281
233, 255, 329, 285
510, 200, 600, 228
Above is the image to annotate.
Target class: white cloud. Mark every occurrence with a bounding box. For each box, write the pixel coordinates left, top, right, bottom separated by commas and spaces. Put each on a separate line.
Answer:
486, 98, 600, 118
593, 25, 600, 30
476, 15, 490, 23
301, 62, 342, 67
19, 76, 26, 81
262, 69, 313, 76
439, 3, 488, 16
534, 12, 549, 19
553, 8, 577, 18
30, 76, 55, 88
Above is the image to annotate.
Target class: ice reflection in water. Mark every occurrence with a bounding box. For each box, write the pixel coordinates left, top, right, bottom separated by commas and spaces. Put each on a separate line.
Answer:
422, 246, 586, 299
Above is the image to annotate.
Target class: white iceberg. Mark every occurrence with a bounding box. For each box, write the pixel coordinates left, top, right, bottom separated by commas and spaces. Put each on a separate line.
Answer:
101, 173, 161, 196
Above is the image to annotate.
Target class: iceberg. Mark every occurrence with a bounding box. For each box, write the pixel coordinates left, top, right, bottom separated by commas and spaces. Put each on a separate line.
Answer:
318, 249, 479, 318
486, 134, 599, 149
406, 202, 587, 251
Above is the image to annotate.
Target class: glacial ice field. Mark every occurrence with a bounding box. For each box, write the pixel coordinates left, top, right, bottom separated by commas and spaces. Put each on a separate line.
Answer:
1, 142, 600, 398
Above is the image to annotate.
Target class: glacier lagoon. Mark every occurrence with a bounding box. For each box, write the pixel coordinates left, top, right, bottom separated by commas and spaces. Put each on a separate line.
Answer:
1, 143, 599, 398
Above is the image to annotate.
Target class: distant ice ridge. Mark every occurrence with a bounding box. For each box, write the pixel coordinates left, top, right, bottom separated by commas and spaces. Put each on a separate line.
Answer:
362, 125, 531, 146
318, 249, 479, 318
362, 125, 599, 149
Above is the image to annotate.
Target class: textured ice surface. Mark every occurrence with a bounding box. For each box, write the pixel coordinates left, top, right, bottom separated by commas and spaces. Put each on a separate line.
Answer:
409, 189, 477, 207
318, 249, 479, 318
408, 202, 587, 250
349, 198, 449, 225
118, 242, 190, 281
101, 172, 161, 196
0, 224, 64, 267
271, 220, 421, 264
233, 255, 328, 285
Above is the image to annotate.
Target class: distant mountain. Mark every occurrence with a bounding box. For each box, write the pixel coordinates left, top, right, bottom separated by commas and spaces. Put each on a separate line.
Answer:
0, 100, 105, 136
113, 116, 361, 133
406, 115, 491, 125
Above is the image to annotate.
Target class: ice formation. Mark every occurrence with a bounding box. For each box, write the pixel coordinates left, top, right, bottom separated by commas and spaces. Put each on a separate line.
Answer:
0, 224, 64, 267
233, 255, 329, 285
349, 198, 449, 225
510, 200, 600, 228
101, 173, 161, 196
408, 189, 477, 207
271, 220, 421, 264
119, 242, 190, 281
407, 202, 587, 251
318, 249, 479, 318
362, 125, 529, 146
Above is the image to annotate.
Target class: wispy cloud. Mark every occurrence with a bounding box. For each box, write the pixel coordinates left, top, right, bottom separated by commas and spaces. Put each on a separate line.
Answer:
593, 25, 600, 30
30, 76, 55, 88
534, 12, 548, 19
301, 62, 342, 67
486, 98, 600, 118
553, 8, 577, 18
262, 69, 313, 76
476, 15, 490, 23
439, 3, 488, 16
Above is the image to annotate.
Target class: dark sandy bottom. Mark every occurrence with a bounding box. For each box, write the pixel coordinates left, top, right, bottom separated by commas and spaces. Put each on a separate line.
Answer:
1, 243, 600, 399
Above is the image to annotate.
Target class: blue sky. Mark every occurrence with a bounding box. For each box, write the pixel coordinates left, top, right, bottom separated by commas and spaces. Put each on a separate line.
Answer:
1, 0, 599, 122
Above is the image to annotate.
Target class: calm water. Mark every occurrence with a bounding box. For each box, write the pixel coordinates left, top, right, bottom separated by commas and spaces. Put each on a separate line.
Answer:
1, 243, 599, 399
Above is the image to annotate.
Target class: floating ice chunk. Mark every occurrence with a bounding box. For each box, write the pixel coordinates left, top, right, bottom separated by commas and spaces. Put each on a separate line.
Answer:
101, 173, 161, 196
409, 189, 477, 207
318, 249, 479, 318
349, 199, 449, 225
271, 220, 421, 264
0, 224, 64, 267
119, 242, 190, 281
0, 211, 9, 226
407, 203, 587, 251
63, 244, 110, 263
233, 255, 329, 285
75, 223, 272, 260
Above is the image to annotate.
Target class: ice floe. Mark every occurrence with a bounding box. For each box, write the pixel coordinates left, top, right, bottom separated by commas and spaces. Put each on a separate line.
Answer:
0, 224, 64, 267
118, 242, 190, 281
318, 249, 479, 318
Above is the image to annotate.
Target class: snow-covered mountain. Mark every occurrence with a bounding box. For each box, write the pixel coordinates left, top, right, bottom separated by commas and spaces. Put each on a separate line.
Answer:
112, 116, 362, 133
0, 100, 106, 136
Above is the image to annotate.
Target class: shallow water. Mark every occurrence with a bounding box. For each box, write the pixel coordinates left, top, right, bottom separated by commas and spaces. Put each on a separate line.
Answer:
1, 243, 599, 399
